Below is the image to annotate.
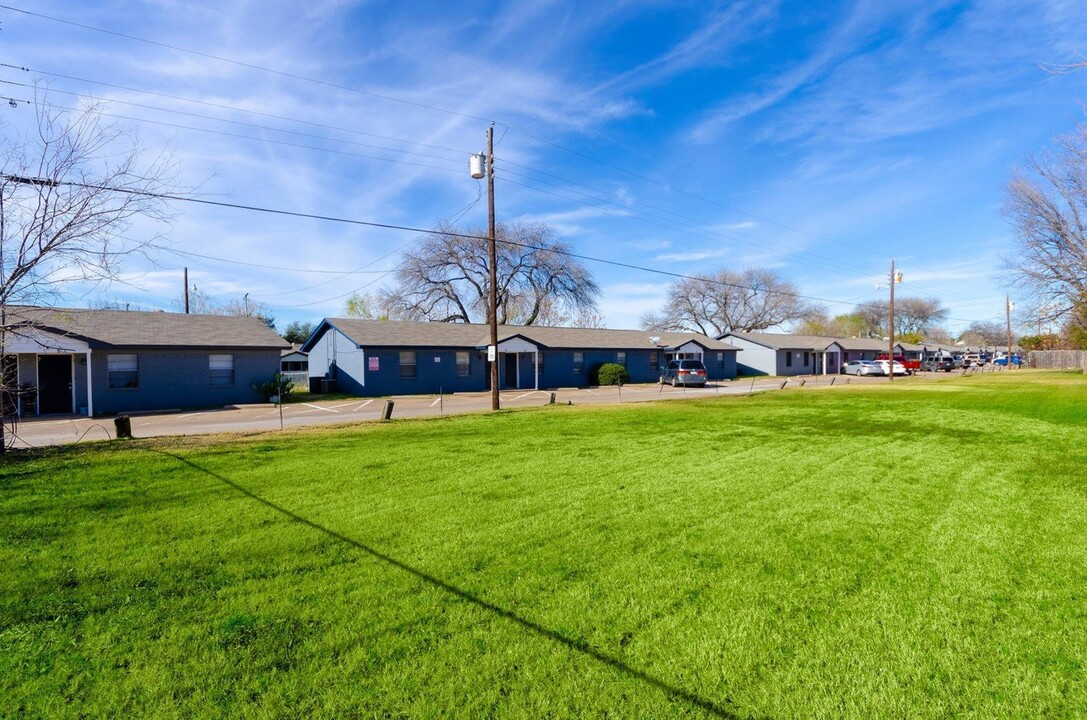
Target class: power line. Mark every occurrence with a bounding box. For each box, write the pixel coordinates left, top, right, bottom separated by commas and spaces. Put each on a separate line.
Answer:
0, 5, 922, 271
0, 92, 467, 175
497, 171, 873, 280
4, 172, 986, 320
3, 73, 870, 281
154, 246, 394, 275
0, 78, 467, 161
0, 4, 502, 126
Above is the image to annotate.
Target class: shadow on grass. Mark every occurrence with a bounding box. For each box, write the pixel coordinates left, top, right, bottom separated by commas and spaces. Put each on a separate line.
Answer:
153, 449, 746, 719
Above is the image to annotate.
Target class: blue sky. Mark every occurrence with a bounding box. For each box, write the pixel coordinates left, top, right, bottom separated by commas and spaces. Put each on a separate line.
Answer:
4, 1, 1087, 334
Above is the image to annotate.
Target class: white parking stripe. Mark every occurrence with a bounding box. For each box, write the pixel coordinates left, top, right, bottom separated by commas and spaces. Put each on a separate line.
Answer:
302, 403, 339, 413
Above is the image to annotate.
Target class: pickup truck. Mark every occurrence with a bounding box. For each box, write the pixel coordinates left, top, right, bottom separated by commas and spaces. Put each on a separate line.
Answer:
876, 354, 919, 374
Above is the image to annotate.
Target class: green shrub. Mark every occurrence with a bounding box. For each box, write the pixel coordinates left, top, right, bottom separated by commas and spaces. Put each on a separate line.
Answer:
255, 372, 295, 402
595, 362, 630, 386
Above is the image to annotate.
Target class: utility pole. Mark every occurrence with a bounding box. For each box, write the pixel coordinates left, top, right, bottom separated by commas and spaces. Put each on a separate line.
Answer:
486, 125, 499, 411
184, 267, 189, 314
1006, 294, 1014, 368
470, 126, 500, 410
889, 259, 896, 383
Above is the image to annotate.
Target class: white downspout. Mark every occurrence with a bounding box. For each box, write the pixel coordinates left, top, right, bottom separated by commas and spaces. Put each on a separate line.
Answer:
534, 349, 539, 390
85, 349, 93, 416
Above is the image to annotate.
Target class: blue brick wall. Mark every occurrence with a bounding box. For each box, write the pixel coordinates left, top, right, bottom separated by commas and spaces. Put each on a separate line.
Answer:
90, 349, 280, 415
307, 332, 737, 397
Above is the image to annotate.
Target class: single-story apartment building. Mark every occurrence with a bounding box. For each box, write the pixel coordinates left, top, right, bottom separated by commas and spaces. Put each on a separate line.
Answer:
722, 331, 841, 376
722, 331, 918, 376
301, 318, 741, 396
1, 306, 289, 416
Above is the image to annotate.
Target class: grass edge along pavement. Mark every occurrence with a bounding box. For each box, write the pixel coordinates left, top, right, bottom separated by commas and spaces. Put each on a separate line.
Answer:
2, 371, 1085, 718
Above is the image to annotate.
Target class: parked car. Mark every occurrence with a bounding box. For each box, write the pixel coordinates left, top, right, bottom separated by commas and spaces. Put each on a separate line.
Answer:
660, 359, 708, 386
875, 360, 909, 376
920, 356, 955, 372
993, 354, 1022, 367
841, 360, 883, 376
961, 353, 984, 367
876, 353, 919, 374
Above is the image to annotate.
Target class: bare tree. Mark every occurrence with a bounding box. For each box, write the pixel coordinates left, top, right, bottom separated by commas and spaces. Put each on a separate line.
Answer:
379, 221, 600, 325
958, 320, 1006, 347
895, 297, 949, 335
1, 97, 176, 450
172, 286, 275, 328
641, 268, 818, 336
1003, 130, 1087, 333
852, 297, 947, 336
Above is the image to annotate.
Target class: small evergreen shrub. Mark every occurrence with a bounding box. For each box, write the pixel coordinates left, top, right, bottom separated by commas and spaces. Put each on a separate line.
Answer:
255, 372, 295, 402
595, 362, 630, 386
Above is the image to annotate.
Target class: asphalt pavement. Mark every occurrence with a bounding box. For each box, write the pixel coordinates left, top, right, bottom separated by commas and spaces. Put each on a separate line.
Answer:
9, 372, 911, 449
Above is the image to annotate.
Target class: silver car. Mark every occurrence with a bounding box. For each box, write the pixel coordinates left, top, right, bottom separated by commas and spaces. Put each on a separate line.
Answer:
660, 359, 708, 386
842, 360, 882, 376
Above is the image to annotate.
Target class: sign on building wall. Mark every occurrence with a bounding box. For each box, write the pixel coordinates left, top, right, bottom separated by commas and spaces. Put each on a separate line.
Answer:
368, 356, 379, 371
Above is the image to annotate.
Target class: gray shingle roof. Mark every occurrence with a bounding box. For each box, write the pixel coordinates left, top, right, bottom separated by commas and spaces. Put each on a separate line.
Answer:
724, 331, 840, 350
316, 318, 740, 352
726, 331, 913, 352
7, 306, 289, 350
827, 337, 897, 351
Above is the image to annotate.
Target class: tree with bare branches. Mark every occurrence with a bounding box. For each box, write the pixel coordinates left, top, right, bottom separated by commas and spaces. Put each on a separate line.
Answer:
852, 297, 947, 336
641, 268, 819, 336
1, 97, 176, 450
379, 221, 600, 326
1003, 130, 1087, 336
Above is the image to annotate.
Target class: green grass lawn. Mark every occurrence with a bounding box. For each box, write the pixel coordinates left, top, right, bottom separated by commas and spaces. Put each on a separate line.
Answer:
3, 371, 1086, 718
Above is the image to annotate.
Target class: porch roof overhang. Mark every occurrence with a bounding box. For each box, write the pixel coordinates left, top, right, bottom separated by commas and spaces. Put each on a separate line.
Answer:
494, 336, 539, 353
2, 329, 90, 354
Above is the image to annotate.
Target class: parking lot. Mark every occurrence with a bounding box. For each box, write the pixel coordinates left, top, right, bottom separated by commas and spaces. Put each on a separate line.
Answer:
10, 371, 922, 449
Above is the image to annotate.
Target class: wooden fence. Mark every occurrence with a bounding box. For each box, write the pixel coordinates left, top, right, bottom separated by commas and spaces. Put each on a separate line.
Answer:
1026, 350, 1085, 370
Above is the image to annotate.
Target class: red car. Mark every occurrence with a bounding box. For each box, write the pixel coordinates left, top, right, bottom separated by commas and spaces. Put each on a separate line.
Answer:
876, 354, 919, 374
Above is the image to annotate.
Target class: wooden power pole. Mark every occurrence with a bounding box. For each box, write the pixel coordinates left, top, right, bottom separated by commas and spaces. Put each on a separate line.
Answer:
486, 125, 499, 411
184, 267, 189, 314
889, 259, 896, 383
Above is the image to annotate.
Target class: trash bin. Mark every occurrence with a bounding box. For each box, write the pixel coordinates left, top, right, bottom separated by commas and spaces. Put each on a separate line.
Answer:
114, 415, 132, 439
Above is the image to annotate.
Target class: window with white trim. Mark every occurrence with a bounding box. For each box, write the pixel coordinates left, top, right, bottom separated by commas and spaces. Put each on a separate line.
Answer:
617, 351, 627, 367
108, 354, 139, 389
573, 351, 584, 374
209, 354, 234, 387
456, 351, 470, 377
399, 351, 417, 379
